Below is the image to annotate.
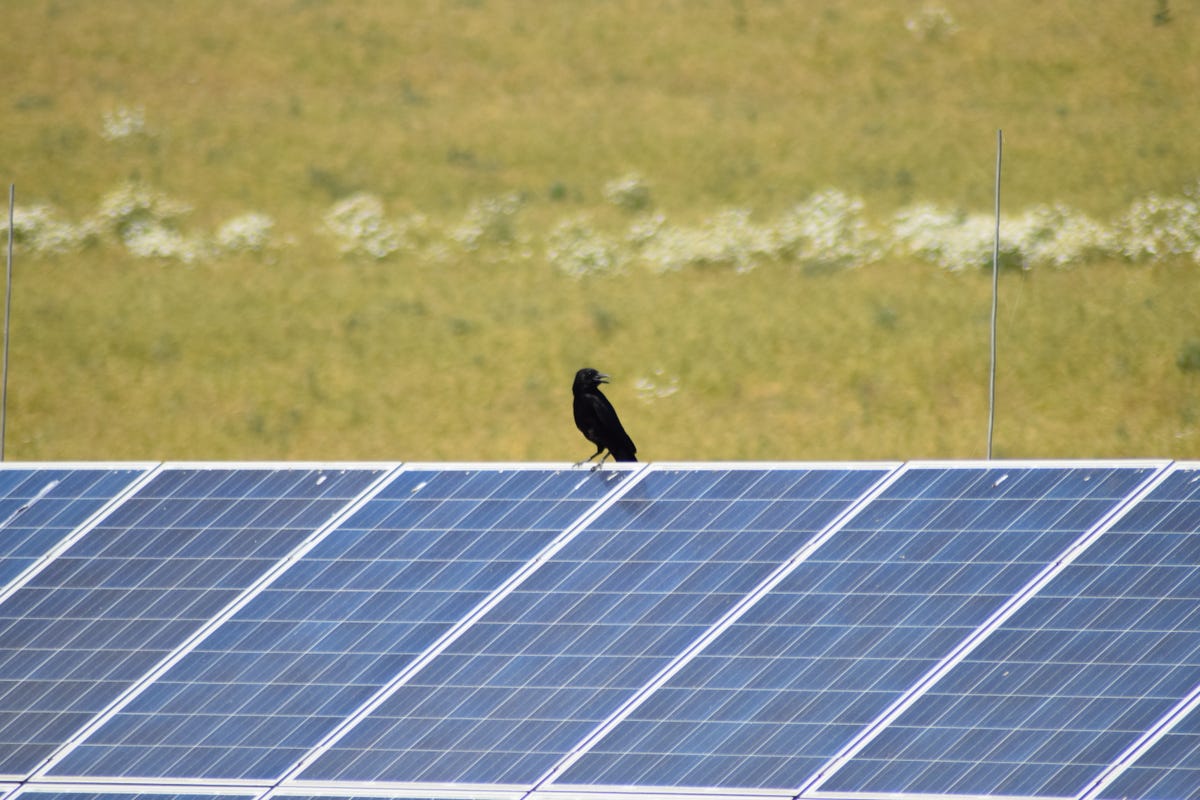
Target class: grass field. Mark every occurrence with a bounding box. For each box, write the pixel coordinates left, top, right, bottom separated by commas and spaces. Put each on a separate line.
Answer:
3, 1, 1200, 462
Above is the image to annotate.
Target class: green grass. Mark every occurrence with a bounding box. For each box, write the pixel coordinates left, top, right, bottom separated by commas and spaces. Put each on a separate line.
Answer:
3, 1, 1200, 462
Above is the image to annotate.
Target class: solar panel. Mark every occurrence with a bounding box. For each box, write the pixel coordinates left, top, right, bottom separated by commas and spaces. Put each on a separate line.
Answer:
0, 465, 387, 779
0, 466, 151, 588
821, 463, 1199, 798
296, 466, 893, 786
2, 460, 1198, 800
552, 463, 1160, 792
46, 467, 628, 782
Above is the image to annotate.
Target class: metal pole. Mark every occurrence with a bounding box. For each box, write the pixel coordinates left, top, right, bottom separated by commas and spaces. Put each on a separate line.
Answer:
2, 184, 13, 461
987, 131, 1003, 460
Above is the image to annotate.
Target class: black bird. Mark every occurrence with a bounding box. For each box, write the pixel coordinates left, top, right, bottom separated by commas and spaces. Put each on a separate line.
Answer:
573, 367, 637, 467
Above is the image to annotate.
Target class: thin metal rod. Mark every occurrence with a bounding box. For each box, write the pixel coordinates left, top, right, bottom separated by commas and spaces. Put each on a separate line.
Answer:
2, 184, 13, 462
987, 131, 1003, 460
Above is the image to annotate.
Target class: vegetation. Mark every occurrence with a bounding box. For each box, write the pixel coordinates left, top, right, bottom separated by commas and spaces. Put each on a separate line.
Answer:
3, 1, 1199, 462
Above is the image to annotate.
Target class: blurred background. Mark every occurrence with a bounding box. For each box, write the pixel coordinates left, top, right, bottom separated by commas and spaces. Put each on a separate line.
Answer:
3, 0, 1199, 462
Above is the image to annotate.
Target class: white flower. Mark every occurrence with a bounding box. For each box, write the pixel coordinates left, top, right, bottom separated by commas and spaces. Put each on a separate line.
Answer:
547, 216, 622, 277
636, 208, 775, 274
634, 369, 680, 402
891, 205, 1005, 270
1116, 193, 1200, 262
625, 213, 667, 247
905, 5, 959, 41
322, 193, 401, 259
100, 105, 148, 141
95, 182, 191, 237
775, 189, 881, 269
450, 193, 524, 250
3, 204, 93, 254
1008, 205, 1114, 268
603, 173, 652, 212
216, 213, 275, 253
122, 220, 210, 263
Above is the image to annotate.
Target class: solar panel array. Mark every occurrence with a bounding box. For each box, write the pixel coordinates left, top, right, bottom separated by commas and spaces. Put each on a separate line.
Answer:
0, 460, 1198, 800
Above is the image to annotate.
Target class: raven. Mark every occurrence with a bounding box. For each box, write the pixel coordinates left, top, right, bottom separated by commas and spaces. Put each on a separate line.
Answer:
573, 367, 637, 467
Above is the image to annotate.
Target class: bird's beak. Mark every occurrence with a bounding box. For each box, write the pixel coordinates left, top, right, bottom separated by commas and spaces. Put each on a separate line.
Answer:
597, 373, 610, 383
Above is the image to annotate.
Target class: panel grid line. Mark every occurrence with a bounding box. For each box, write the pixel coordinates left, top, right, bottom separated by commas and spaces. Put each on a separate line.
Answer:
27, 465, 402, 781
0, 464, 161, 611
531, 464, 905, 794
260, 464, 651, 800
796, 461, 1174, 797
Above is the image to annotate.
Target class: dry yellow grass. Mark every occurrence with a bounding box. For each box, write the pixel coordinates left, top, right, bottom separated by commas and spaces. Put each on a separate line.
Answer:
3, 1, 1199, 462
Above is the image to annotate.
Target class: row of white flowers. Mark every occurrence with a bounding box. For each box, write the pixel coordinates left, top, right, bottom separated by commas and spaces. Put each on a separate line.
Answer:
546, 187, 1200, 276
6, 182, 1200, 273
4, 182, 274, 262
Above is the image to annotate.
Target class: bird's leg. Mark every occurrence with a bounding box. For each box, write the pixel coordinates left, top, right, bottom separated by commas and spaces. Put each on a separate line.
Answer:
590, 450, 611, 472
574, 445, 604, 469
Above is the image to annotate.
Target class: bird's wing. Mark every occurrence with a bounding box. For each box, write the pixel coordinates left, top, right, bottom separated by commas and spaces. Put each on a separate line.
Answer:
591, 393, 637, 457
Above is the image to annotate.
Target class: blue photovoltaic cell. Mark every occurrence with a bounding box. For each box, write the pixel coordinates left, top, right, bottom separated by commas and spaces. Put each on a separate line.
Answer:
0, 466, 384, 779
556, 465, 1157, 791
826, 466, 1200, 798
51, 468, 626, 781
300, 467, 889, 786
0, 467, 148, 587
